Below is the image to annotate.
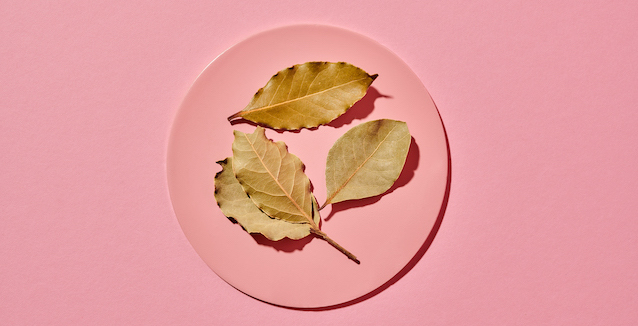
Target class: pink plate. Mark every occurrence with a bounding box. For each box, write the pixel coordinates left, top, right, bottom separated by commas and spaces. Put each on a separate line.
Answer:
167, 24, 449, 308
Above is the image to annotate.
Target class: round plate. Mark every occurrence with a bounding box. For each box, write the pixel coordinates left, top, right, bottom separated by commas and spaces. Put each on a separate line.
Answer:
167, 24, 449, 308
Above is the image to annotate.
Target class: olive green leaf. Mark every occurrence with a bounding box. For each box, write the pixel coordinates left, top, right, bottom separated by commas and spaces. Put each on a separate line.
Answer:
230, 127, 359, 263
214, 157, 319, 241
322, 119, 411, 209
228, 62, 377, 130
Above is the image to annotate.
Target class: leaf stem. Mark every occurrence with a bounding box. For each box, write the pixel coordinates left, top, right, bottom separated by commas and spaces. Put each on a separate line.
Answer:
310, 228, 360, 264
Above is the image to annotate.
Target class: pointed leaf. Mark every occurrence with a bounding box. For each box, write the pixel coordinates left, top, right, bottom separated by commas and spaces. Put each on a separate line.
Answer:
214, 157, 320, 240
323, 119, 411, 207
228, 62, 377, 130
231, 127, 317, 226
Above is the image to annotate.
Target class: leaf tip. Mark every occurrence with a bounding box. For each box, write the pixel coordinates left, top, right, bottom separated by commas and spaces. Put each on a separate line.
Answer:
227, 112, 242, 121
232, 129, 245, 138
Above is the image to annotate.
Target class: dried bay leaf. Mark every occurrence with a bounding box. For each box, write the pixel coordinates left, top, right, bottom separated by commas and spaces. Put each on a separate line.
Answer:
322, 119, 411, 208
227, 127, 359, 263
232, 127, 315, 224
214, 157, 319, 241
228, 62, 377, 130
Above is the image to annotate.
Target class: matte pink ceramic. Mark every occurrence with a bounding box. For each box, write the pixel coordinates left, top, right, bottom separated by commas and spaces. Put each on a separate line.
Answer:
167, 24, 448, 308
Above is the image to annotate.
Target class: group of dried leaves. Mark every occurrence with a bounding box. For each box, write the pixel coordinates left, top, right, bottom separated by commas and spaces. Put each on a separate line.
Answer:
214, 62, 411, 264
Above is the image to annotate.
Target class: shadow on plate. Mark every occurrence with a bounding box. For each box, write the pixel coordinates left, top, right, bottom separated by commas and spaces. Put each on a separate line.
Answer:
327, 87, 389, 129
251, 233, 314, 252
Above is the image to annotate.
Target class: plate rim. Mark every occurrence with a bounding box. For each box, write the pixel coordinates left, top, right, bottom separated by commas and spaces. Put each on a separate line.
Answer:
166, 23, 450, 309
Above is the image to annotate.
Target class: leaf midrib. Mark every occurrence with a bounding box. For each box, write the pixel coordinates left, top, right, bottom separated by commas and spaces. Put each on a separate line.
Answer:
243, 132, 317, 228
239, 77, 370, 116
323, 124, 398, 208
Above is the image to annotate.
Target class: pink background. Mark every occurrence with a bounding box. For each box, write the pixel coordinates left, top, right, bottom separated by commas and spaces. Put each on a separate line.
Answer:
2, 1, 637, 325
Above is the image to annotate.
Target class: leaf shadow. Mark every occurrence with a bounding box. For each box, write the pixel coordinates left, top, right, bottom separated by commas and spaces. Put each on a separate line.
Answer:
229, 117, 260, 128
251, 189, 320, 253
288, 117, 453, 311
251, 233, 314, 252
324, 136, 420, 221
327, 87, 390, 129
229, 117, 306, 134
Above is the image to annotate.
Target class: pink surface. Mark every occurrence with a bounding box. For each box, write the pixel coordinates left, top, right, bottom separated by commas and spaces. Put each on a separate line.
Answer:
2, 1, 637, 324
167, 25, 448, 308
